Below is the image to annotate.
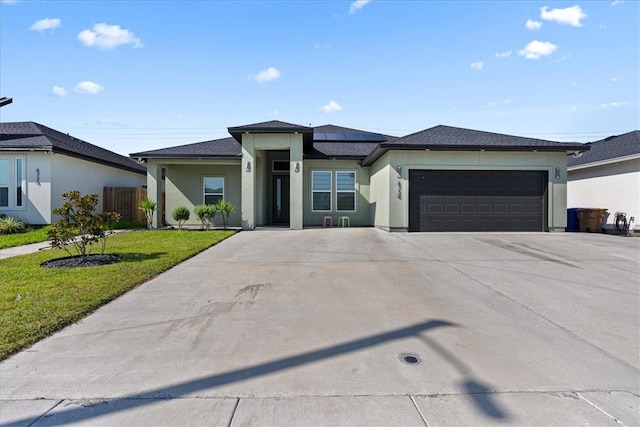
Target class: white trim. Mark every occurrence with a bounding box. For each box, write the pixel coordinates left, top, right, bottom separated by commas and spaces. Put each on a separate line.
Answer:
335, 170, 357, 213
203, 176, 224, 204
311, 170, 332, 212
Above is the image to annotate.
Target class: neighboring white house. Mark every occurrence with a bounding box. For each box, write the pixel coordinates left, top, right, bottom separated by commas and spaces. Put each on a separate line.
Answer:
1, 122, 147, 225
567, 130, 640, 232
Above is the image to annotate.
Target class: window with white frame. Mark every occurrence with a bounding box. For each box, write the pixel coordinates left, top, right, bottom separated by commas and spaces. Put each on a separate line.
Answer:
15, 158, 23, 207
312, 171, 331, 211
336, 171, 356, 211
0, 158, 8, 207
0, 157, 25, 209
203, 177, 224, 204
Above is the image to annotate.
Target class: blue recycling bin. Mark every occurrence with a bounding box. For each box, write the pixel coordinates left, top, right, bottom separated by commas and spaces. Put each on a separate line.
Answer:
566, 208, 579, 232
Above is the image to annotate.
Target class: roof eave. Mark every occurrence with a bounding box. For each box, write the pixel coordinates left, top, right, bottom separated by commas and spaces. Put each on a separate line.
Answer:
568, 153, 640, 171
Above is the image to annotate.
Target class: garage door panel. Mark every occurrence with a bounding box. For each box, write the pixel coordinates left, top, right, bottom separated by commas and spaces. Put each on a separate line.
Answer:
409, 170, 547, 232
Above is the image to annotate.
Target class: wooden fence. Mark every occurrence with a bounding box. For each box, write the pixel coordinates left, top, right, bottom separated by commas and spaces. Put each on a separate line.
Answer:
103, 187, 166, 225
103, 187, 147, 224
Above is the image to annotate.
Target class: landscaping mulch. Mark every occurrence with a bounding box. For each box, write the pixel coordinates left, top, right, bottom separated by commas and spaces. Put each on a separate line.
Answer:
41, 254, 121, 268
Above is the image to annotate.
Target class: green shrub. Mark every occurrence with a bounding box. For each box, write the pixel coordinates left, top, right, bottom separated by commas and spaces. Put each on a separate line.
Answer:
193, 204, 217, 230
0, 216, 27, 235
171, 206, 190, 230
48, 191, 122, 256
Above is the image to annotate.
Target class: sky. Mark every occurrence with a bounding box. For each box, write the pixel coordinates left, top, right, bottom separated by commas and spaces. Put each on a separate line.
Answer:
0, 0, 638, 156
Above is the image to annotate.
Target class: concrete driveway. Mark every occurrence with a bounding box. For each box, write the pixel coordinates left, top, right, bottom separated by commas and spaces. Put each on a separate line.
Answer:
1, 229, 639, 426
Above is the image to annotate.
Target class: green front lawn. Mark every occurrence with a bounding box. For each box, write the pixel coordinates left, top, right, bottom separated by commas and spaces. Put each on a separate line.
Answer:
0, 229, 235, 360
0, 226, 52, 249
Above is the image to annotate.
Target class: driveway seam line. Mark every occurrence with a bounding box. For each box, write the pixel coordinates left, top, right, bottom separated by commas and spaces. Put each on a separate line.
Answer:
226, 397, 240, 427
409, 395, 429, 426
575, 392, 622, 425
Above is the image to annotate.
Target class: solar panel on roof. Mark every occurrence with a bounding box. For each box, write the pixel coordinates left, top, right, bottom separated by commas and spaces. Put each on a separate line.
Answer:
313, 133, 327, 141
323, 133, 346, 141
345, 133, 367, 141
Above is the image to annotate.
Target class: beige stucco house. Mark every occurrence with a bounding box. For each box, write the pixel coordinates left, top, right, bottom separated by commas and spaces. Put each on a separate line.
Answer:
131, 121, 588, 232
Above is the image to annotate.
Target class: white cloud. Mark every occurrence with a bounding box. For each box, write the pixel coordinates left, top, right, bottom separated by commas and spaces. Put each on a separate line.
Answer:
51, 86, 67, 97
487, 99, 512, 108
74, 81, 104, 94
495, 50, 512, 59
249, 67, 281, 83
0, 0, 21, 4
611, 0, 623, 6
518, 40, 558, 59
30, 18, 61, 32
601, 101, 629, 108
526, 19, 542, 30
349, 0, 371, 15
78, 23, 143, 49
611, 77, 617, 82
540, 5, 587, 27
320, 100, 342, 113
97, 118, 126, 127
470, 61, 484, 71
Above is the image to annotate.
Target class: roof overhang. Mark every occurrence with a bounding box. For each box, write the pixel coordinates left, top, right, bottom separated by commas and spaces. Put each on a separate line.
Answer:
568, 153, 640, 171
361, 144, 590, 166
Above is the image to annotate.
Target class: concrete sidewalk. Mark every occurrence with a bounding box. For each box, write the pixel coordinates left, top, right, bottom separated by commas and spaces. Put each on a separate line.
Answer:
0, 241, 51, 259
1, 229, 639, 426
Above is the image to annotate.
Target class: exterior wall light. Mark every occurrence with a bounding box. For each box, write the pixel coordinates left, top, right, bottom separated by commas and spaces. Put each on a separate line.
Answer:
245, 161, 251, 172
36, 168, 40, 185
294, 162, 300, 173
555, 167, 560, 180
396, 165, 402, 179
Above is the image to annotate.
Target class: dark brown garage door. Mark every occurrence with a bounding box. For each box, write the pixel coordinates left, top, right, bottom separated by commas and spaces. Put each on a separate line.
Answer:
409, 170, 547, 232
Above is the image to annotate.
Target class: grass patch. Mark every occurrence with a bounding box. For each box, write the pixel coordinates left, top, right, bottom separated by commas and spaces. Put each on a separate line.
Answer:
0, 229, 235, 360
0, 226, 52, 249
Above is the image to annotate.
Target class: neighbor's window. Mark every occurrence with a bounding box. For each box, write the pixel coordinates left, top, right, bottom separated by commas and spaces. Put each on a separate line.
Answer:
0, 158, 8, 207
15, 158, 23, 207
203, 177, 224, 204
312, 171, 331, 211
336, 171, 356, 212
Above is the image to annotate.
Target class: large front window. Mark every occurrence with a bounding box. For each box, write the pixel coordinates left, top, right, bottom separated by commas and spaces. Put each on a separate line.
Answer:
0, 157, 24, 209
203, 177, 224, 204
336, 171, 356, 211
312, 171, 331, 211
0, 159, 8, 207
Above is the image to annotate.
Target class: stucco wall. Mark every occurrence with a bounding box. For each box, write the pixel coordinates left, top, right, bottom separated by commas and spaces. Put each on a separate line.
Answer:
568, 158, 640, 229
370, 150, 569, 232
0, 151, 51, 224
303, 159, 371, 227
1, 151, 144, 225
163, 161, 242, 227
50, 154, 146, 223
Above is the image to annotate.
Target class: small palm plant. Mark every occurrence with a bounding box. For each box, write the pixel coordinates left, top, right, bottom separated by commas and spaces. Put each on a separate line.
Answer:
139, 197, 158, 230
215, 200, 235, 230
171, 206, 190, 230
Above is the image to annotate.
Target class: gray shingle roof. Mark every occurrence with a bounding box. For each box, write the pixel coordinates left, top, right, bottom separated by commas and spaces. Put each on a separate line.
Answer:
131, 137, 241, 159
362, 125, 590, 165
567, 130, 640, 167
0, 122, 146, 174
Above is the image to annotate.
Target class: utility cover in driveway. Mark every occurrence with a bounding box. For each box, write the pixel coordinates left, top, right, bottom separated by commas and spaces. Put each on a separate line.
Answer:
409, 170, 547, 232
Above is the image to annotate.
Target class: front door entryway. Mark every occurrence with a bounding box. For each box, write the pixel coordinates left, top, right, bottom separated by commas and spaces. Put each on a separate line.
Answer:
272, 175, 290, 224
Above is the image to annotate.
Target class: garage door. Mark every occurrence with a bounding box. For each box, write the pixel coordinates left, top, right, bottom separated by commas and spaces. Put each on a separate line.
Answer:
409, 170, 547, 232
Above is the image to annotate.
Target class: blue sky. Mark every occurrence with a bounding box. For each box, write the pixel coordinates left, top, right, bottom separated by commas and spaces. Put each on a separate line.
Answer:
1, 0, 638, 156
